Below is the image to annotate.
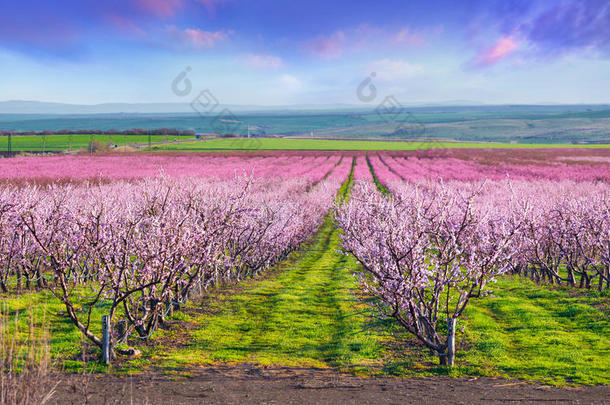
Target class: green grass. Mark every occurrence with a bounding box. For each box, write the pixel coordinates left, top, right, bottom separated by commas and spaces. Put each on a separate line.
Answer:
146, 138, 610, 151
148, 216, 389, 373
1, 288, 109, 372
461, 277, 610, 385
1, 134, 609, 152
0, 134, 196, 152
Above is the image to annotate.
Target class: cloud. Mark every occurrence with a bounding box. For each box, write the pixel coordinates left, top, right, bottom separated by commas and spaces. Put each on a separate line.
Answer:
523, 0, 610, 56
469, 36, 520, 68
305, 31, 346, 59
243, 53, 283, 69
106, 14, 146, 36
167, 26, 231, 49
195, 0, 227, 13
303, 25, 429, 61
278, 74, 303, 91
393, 28, 425, 46
367, 59, 424, 81
136, 0, 182, 18
470, 0, 610, 63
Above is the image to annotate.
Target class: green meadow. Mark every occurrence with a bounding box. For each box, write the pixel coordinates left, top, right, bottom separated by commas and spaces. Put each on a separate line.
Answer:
1, 134, 609, 153
147, 137, 610, 151
0, 134, 196, 152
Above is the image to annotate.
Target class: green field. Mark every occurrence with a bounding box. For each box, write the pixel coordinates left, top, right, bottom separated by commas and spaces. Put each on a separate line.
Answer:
1, 134, 609, 153
0, 134, 196, 152
148, 138, 610, 151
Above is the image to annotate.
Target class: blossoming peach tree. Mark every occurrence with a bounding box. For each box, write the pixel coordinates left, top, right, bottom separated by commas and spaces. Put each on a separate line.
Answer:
336, 181, 526, 366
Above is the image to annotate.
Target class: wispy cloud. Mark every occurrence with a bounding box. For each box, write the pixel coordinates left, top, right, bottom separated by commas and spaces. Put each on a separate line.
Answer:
195, 0, 227, 13
303, 25, 429, 61
278, 74, 303, 91
136, 0, 183, 18
106, 14, 146, 36
393, 28, 425, 46
243, 53, 283, 69
467, 0, 610, 65
523, 0, 610, 57
167, 26, 231, 49
469, 36, 520, 68
367, 59, 424, 81
305, 31, 346, 60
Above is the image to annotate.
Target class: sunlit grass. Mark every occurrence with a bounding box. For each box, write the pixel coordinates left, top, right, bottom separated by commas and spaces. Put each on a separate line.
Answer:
458, 276, 610, 385
0, 134, 195, 152
147, 138, 610, 151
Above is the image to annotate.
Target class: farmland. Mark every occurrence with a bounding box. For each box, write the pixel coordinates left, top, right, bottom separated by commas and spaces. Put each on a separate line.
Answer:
1, 148, 609, 403
2, 135, 610, 155
0, 133, 196, 152
148, 138, 610, 151
2, 105, 610, 144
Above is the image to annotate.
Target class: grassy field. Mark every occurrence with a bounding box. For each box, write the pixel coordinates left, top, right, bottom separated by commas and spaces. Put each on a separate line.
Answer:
147, 138, 610, 151
1, 163, 608, 386
1, 134, 609, 153
0, 134, 196, 152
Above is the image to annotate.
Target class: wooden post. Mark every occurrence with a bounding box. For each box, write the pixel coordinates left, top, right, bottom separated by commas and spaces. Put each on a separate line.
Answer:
102, 315, 111, 365
447, 317, 456, 367
116, 319, 126, 342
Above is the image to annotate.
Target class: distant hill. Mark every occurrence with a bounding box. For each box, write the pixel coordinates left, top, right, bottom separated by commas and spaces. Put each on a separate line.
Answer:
1, 101, 609, 144
1, 99, 610, 115
0, 100, 369, 115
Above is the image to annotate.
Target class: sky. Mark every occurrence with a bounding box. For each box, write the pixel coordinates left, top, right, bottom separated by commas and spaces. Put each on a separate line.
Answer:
0, 0, 609, 106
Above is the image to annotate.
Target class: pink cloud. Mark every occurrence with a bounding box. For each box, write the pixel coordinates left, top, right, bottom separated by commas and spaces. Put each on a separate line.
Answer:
394, 28, 425, 46
242, 53, 283, 69
303, 25, 428, 60
106, 14, 146, 37
167, 26, 230, 49
136, 0, 182, 18
305, 31, 346, 60
470, 36, 520, 67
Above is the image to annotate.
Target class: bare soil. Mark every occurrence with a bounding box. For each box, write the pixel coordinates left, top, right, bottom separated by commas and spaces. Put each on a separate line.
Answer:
51, 366, 610, 405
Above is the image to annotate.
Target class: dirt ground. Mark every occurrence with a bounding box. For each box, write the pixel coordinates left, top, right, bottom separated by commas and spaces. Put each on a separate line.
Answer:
50, 366, 610, 405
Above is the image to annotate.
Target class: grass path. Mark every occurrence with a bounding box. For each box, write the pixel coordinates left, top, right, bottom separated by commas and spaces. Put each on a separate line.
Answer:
150, 215, 389, 373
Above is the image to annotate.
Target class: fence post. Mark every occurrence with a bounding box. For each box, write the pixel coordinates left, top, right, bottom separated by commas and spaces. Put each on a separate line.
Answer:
102, 315, 111, 365
447, 317, 456, 367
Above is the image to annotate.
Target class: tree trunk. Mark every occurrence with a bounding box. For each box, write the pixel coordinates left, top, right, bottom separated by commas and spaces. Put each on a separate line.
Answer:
446, 318, 456, 367
102, 315, 111, 365
567, 268, 575, 287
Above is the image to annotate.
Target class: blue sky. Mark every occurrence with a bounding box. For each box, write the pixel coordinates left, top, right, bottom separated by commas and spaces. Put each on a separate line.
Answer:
1, 0, 609, 106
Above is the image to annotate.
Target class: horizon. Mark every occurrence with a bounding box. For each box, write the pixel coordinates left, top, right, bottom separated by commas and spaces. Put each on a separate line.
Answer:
1, 1, 610, 107
2, 99, 610, 116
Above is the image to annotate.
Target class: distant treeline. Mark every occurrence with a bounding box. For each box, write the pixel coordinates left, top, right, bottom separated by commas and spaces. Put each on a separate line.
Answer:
0, 128, 196, 136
